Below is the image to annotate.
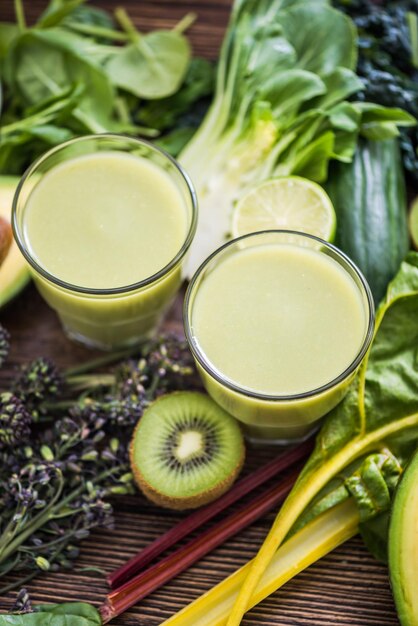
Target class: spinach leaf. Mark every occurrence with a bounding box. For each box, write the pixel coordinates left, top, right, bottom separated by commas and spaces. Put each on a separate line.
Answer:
230, 253, 418, 619
3, 602, 102, 625
0, 85, 80, 174
36, 0, 87, 29
105, 8, 190, 100
137, 58, 214, 131
105, 30, 191, 100
0, 24, 19, 62
4, 28, 115, 132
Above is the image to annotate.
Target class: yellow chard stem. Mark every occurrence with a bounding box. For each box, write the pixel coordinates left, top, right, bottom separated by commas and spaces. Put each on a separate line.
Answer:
226, 411, 418, 625
162, 500, 359, 626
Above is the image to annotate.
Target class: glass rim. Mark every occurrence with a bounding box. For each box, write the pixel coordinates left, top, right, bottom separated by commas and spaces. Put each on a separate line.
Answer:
184, 229, 375, 402
12, 133, 198, 296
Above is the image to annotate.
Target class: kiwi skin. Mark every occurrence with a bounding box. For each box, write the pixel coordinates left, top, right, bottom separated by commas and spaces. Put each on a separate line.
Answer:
132, 460, 244, 511
130, 392, 245, 511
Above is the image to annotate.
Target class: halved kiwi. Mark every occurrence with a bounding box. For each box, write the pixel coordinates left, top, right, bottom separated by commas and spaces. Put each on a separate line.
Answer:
130, 391, 245, 510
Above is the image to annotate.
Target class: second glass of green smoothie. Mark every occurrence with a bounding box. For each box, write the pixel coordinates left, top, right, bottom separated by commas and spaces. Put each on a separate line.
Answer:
184, 231, 375, 443
13, 135, 197, 350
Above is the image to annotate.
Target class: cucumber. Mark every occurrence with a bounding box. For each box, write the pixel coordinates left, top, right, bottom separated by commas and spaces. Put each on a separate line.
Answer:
389, 449, 418, 626
326, 138, 410, 305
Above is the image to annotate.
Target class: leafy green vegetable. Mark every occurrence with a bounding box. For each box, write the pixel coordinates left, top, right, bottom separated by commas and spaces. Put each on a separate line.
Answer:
4, 28, 115, 132
0, 0, 197, 174
227, 252, 418, 624
42, 2, 114, 33
4, 601, 101, 625
104, 8, 190, 100
156, 127, 198, 158
179, 0, 415, 276
334, 0, 418, 183
137, 58, 214, 132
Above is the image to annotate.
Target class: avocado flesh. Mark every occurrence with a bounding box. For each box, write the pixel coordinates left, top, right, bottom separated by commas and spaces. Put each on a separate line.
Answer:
0, 176, 30, 310
389, 450, 418, 626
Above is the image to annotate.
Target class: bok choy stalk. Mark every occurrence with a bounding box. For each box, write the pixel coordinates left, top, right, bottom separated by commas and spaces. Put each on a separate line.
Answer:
224, 252, 418, 625
180, 0, 415, 275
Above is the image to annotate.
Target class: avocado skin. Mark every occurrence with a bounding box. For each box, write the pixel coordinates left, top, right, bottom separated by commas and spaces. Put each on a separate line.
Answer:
389, 449, 418, 626
0, 176, 30, 310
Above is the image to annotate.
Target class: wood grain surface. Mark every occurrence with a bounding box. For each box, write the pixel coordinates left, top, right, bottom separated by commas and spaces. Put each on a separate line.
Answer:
0, 1, 400, 624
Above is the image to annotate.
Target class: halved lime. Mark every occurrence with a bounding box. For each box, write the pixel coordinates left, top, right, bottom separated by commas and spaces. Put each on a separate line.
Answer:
232, 176, 337, 243
409, 196, 418, 250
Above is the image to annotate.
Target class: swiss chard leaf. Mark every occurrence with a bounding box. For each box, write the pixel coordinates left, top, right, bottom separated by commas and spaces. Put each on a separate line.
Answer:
291, 449, 403, 536
230, 253, 418, 619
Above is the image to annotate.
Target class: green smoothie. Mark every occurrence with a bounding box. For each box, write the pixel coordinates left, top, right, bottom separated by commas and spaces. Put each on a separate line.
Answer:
24, 152, 188, 289
185, 233, 373, 442
14, 136, 197, 350
192, 244, 366, 395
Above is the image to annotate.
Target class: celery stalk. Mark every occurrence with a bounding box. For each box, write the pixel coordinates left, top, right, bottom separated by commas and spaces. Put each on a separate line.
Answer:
161, 500, 359, 626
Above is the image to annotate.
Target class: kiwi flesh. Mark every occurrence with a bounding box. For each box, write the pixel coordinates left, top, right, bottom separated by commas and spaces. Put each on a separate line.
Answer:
130, 391, 245, 510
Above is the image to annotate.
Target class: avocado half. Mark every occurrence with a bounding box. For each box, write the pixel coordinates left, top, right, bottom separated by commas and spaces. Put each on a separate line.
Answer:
0, 176, 30, 310
389, 449, 418, 626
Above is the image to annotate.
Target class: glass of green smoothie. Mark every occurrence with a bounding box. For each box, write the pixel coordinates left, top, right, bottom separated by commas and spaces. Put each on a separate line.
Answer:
184, 230, 374, 443
13, 135, 197, 350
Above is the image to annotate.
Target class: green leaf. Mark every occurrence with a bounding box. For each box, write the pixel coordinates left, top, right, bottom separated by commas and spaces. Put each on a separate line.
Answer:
155, 126, 197, 157
277, 130, 335, 182
105, 30, 190, 99
259, 70, 326, 125
306, 67, 363, 110
62, 4, 115, 33
4, 29, 115, 131
180, 0, 413, 276
0, 23, 19, 61
279, 5, 357, 74
4, 602, 101, 625
230, 254, 418, 611
360, 514, 390, 563
291, 449, 402, 536
137, 57, 214, 131
355, 103, 416, 140
328, 102, 360, 132
36, 0, 86, 28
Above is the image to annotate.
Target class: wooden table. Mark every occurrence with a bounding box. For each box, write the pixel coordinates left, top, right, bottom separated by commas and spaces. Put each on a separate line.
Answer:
0, 1, 400, 624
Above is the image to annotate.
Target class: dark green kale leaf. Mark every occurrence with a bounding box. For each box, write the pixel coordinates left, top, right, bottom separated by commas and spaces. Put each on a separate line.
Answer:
334, 0, 418, 183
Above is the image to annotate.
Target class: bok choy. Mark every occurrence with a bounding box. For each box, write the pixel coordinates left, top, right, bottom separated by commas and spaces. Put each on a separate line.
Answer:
180, 0, 415, 275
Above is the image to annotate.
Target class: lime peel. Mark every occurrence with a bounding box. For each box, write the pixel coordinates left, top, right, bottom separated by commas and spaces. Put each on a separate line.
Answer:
232, 175, 337, 243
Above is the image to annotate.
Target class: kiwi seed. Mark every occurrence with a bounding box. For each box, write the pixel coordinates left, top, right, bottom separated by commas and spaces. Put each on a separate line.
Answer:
130, 391, 245, 510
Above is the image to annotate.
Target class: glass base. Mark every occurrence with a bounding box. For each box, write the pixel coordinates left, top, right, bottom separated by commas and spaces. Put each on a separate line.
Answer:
63, 325, 156, 352
242, 421, 321, 446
